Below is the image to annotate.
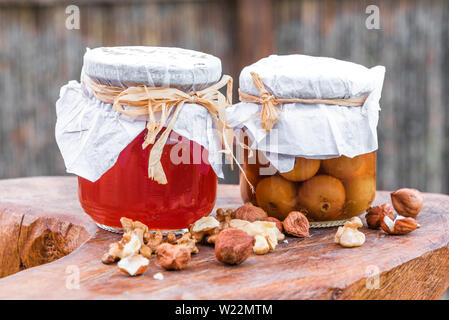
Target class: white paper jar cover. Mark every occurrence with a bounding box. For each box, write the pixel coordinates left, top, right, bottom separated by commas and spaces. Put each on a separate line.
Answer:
227, 54, 386, 173
55, 46, 224, 182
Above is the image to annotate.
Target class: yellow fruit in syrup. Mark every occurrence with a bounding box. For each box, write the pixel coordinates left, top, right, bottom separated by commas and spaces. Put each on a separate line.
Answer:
280, 157, 321, 182
297, 175, 346, 221
255, 176, 297, 220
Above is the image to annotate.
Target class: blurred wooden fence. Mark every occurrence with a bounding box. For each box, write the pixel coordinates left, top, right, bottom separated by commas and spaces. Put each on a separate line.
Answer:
0, 0, 448, 193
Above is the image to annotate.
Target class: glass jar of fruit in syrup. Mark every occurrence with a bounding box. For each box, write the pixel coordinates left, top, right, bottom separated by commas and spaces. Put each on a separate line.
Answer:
230, 54, 385, 225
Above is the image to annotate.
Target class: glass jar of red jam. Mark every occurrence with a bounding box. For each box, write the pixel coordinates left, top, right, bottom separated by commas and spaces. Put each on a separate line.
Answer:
56, 46, 224, 232
79, 130, 217, 231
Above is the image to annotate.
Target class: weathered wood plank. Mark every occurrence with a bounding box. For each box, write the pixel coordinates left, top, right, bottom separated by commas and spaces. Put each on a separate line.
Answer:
0, 177, 447, 299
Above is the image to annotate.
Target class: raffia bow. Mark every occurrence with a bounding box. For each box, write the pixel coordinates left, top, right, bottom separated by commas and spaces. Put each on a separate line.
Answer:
87, 75, 238, 185
239, 72, 369, 131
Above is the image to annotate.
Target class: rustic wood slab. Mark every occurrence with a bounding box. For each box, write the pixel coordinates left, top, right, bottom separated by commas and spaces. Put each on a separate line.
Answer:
0, 177, 448, 300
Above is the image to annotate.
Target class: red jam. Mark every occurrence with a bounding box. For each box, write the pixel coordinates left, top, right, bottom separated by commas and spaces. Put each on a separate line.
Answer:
78, 130, 217, 230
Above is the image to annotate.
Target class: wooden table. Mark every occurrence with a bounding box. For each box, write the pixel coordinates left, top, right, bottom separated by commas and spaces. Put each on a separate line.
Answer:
0, 177, 448, 300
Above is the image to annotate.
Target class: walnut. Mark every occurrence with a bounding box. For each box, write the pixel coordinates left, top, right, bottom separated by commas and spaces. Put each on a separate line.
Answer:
101, 242, 123, 264
232, 202, 267, 222
282, 211, 309, 237
121, 229, 143, 258
120, 217, 148, 233
146, 230, 164, 251
102, 218, 147, 265
177, 232, 199, 254
214, 228, 255, 265
165, 232, 177, 245
189, 216, 220, 243
365, 204, 395, 229
118, 254, 149, 276
139, 245, 152, 259
155, 243, 191, 270
216, 208, 233, 229
334, 217, 365, 248
205, 209, 234, 244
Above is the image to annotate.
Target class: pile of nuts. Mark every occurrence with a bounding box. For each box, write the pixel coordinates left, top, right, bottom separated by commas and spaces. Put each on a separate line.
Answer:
101, 202, 311, 275
102, 217, 198, 275
189, 203, 310, 264
101, 188, 424, 275
365, 188, 423, 235
335, 188, 423, 248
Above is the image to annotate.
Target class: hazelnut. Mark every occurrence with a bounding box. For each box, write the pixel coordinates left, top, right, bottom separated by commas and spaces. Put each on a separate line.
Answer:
390, 188, 424, 218
214, 228, 255, 265
380, 215, 420, 235
156, 243, 191, 270
365, 204, 395, 229
263, 217, 283, 233
282, 211, 309, 237
232, 202, 268, 222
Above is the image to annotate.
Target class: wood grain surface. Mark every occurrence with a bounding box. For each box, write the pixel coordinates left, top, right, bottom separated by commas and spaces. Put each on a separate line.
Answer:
0, 177, 448, 300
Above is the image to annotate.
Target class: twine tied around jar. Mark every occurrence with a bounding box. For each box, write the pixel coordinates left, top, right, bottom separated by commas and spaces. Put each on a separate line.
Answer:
239, 72, 369, 131
86, 75, 251, 187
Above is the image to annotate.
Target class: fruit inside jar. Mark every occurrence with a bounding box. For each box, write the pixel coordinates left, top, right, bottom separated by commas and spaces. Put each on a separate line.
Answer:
78, 129, 218, 230
240, 147, 376, 222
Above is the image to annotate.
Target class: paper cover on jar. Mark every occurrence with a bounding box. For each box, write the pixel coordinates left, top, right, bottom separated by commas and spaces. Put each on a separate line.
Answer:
227, 54, 385, 173
55, 47, 224, 182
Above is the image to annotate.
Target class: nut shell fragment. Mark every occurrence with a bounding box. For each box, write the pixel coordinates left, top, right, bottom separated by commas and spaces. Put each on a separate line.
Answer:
282, 211, 309, 237
380, 215, 419, 235
253, 235, 270, 255
365, 204, 395, 229
263, 217, 283, 233
118, 254, 149, 276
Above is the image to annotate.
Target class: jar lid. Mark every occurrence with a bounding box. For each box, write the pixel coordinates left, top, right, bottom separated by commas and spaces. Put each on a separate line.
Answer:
83, 46, 222, 91
239, 54, 375, 99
